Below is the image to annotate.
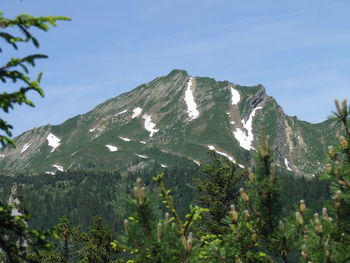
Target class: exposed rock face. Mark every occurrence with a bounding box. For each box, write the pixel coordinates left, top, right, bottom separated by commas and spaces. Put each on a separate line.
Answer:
0, 69, 339, 176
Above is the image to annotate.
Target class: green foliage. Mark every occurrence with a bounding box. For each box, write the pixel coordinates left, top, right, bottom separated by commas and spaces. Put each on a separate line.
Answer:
194, 152, 244, 236
110, 176, 207, 263
195, 136, 281, 262
0, 11, 70, 147
0, 9, 69, 263
74, 216, 114, 263
39, 216, 116, 263
0, 201, 51, 263
296, 99, 350, 262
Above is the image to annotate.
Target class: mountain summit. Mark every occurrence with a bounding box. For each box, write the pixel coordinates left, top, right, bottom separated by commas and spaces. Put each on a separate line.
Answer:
0, 70, 338, 176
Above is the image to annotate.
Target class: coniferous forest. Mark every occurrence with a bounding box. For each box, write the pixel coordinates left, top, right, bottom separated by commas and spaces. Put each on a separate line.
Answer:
1, 8, 350, 263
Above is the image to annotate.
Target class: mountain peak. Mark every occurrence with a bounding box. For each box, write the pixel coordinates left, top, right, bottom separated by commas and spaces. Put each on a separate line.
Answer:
167, 69, 188, 77
0, 71, 338, 176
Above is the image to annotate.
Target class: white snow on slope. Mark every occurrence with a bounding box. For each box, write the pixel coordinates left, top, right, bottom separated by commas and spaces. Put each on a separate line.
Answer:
284, 158, 292, 171
52, 164, 64, 172
208, 145, 236, 162
132, 107, 142, 118
119, 136, 131, 142
21, 143, 31, 153
143, 114, 159, 137
47, 133, 61, 153
233, 106, 262, 151
161, 164, 167, 168
106, 145, 118, 152
115, 109, 127, 116
0, 154, 5, 158
140, 141, 146, 144
230, 121, 235, 125
46, 171, 55, 175
135, 154, 148, 159
230, 87, 240, 105
193, 160, 200, 166
184, 77, 199, 121
89, 128, 96, 132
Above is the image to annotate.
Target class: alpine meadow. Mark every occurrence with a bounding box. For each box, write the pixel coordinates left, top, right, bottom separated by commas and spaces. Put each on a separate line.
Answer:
1, 2, 350, 263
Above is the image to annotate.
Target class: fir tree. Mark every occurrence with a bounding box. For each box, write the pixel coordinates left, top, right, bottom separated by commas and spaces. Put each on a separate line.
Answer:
0, 10, 69, 263
194, 152, 245, 237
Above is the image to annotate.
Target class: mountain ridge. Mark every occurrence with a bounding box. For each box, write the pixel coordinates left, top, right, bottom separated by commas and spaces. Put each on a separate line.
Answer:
0, 69, 339, 176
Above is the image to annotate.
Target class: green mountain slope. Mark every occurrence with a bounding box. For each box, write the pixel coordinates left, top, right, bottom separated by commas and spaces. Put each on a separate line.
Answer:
0, 69, 339, 176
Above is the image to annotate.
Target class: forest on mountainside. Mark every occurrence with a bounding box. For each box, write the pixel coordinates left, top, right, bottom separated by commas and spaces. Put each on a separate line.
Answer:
0, 165, 330, 232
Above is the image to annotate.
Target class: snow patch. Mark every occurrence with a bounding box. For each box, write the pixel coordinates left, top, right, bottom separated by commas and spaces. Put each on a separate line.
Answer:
115, 109, 127, 116
119, 136, 131, 142
135, 154, 148, 159
193, 160, 201, 166
230, 121, 235, 125
21, 143, 31, 153
207, 145, 236, 163
0, 154, 5, 158
184, 77, 199, 121
132, 107, 142, 119
284, 158, 292, 171
230, 87, 240, 105
140, 141, 146, 144
233, 106, 262, 151
89, 128, 96, 132
143, 114, 159, 137
106, 145, 118, 152
161, 164, 167, 168
47, 133, 61, 153
45, 171, 55, 175
52, 164, 64, 172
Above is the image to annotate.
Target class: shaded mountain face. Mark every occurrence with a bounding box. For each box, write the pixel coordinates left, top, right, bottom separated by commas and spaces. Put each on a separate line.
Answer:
0, 70, 339, 176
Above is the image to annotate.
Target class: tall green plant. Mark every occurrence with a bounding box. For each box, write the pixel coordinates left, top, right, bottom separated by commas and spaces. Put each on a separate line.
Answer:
0, 10, 69, 263
194, 152, 245, 237
295, 100, 350, 262
111, 176, 207, 263
198, 137, 281, 262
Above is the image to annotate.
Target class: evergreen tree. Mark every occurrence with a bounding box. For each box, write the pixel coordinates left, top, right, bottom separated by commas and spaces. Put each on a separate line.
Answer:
0, 10, 69, 263
112, 176, 207, 263
194, 152, 245, 237
74, 216, 114, 263
0, 185, 50, 263
0, 11, 70, 147
197, 136, 281, 262
294, 99, 350, 262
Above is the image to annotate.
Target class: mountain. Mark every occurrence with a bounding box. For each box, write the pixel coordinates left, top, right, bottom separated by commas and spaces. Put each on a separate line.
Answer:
0, 69, 340, 176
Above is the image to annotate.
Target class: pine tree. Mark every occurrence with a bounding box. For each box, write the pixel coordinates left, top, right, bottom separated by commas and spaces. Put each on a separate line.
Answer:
111, 176, 207, 263
294, 100, 350, 262
197, 136, 281, 262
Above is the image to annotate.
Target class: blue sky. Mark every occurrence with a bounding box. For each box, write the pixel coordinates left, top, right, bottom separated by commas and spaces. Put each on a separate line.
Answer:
1, 0, 350, 136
